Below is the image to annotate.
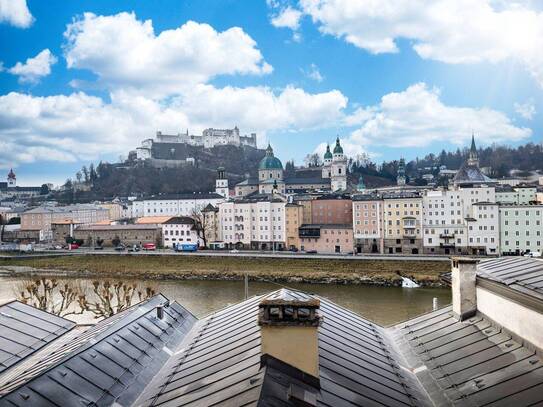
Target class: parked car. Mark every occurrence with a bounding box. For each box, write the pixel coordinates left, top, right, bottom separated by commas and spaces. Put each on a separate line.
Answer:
68, 243, 79, 250
114, 244, 126, 251
230, 249, 239, 253
305, 250, 317, 254
128, 245, 141, 252
524, 251, 541, 258
142, 243, 156, 251
94, 246, 104, 250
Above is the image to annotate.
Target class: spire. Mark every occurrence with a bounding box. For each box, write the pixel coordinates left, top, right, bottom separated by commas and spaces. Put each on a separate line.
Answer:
333, 137, 343, 154
467, 133, 479, 166
357, 176, 366, 192
266, 143, 274, 156
7, 168, 15, 180
324, 144, 332, 160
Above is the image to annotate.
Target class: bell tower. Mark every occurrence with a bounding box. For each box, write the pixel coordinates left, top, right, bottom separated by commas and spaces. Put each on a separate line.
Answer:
215, 167, 229, 198
7, 169, 16, 188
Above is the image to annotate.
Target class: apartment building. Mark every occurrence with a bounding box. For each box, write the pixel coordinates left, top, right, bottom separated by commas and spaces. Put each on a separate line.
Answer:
132, 193, 225, 217
299, 224, 353, 254
467, 202, 500, 255
219, 194, 287, 250
382, 193, 423, 254
310, 195, 352, 225
285, 203, 303, 250
423, 190, 467, 255
21, 204, 110, 240
499, 204, 543, 255
202, 204, 221, 244
162, 217, 201, 248
495, 185, 537, 204
352, 194, 383, 254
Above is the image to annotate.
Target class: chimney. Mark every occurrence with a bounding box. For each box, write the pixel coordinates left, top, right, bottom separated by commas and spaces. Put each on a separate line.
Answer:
258, 289, 321, 379
451, 257, 479, 321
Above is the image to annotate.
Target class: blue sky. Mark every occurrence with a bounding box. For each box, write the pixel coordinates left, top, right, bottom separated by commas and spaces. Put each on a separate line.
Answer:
0, 0, 542, 185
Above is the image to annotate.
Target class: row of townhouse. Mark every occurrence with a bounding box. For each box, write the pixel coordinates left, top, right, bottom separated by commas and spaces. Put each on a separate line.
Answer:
205, 183, 542, 256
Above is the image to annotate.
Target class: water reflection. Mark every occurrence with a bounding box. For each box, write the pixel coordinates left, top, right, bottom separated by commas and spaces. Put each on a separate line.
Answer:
0, 276, 451, 326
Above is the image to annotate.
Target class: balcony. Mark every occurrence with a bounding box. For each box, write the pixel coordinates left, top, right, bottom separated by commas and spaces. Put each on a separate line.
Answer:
439, 233, 454, 239
440, 242, 455, 248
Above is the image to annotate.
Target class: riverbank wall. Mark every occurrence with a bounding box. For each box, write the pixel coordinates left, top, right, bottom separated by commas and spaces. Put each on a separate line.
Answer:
0, 253, 450, 287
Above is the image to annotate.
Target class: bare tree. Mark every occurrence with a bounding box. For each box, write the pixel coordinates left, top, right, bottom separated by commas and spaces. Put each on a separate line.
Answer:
304, 153, 322, 167
15, 278, 85, 317
15, 278, 157, 319
79, 280, 157, 319
191, 207, 209, 247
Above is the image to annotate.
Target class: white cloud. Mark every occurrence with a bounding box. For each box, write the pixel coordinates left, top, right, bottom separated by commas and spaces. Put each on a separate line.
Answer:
0, 0, 33, 28
514, 99, 536, 120
0, 85, 347, 167
63, 12, 272, 96
299, 0, 543, 86
271, 6, 303, 29
343, 83, 531, 149
8, 49, 57, 83
302, 63, 324, 82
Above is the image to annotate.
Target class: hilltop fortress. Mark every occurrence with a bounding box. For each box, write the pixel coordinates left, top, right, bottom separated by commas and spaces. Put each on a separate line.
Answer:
134, 126, 257, 162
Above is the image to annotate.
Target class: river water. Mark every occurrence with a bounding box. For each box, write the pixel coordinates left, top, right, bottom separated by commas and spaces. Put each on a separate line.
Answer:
0, 276, 451, 326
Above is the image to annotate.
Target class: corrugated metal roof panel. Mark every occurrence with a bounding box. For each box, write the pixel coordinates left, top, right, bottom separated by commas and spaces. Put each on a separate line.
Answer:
391, 306, 543, 406
0, 300, 75, 375
136, 290, 428, 407
478, 257, 543, 301
0, 296, 197, 407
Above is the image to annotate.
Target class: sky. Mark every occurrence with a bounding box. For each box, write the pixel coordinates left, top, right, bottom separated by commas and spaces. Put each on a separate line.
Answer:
0, 0, 542, 186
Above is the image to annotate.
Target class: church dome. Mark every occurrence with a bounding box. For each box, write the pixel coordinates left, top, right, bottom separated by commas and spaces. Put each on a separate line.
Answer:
333, 137, 343, 154
324, 144, 332, 160
259, 144, 283, 170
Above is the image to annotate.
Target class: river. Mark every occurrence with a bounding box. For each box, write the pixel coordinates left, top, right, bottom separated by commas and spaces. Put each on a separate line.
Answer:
0, 275, 451, 326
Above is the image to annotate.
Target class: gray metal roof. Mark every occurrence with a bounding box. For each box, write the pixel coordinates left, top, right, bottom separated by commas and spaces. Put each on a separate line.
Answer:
390, 306, 543, 406
0, 301, 75, 375
453, 163, 494, 186
136, 289, 427, 407
477, 257, 543, 302
0, 295, 196, 407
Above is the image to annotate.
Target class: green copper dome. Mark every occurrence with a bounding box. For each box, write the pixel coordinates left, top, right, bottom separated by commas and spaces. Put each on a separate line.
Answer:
259, 144, 283, 170
324, 144, 332, 159
333, 137, 343, 154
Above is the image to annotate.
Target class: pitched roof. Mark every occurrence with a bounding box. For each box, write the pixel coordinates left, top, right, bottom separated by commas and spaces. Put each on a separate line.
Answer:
453, 163, 494, 186
391, 305, 543, 406
135, 216, 173, 224
477, 257, 543, 302
137, 193, 224, 201
136, 289, 427, 406
0, 295, 196, 406
0, 300, 75, 375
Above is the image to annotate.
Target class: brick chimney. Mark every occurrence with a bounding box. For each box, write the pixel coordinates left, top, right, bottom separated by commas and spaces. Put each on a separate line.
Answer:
451, 257, 479, 321
258, 289, 321, 378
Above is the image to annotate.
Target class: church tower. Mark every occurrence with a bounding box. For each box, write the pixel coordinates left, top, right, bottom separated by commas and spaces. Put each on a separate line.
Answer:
397, 158, 406, 186
7, 169, 16, 188
322, 144, 332, 179
215, 167, 229, 198
467, 133, 479, 166
331, 137, 347, 191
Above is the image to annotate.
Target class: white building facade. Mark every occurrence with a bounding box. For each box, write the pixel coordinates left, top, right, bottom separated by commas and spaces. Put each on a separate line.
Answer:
132, 193, 225, 218
162, 217, 202, 248
219, 195, 287, 250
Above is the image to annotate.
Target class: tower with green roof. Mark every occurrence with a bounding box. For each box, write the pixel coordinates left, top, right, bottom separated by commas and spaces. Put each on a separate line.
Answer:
258, 144, 285, 194
322, 144, 333, 179
331, 137, 347, 191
